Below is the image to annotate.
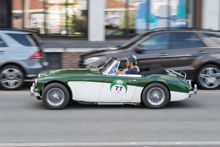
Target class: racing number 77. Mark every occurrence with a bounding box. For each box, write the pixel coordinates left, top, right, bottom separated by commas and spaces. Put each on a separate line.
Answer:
115, 86, 123, 93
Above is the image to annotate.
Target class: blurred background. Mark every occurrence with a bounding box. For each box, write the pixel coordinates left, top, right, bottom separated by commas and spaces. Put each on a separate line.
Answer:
0, 0, 204, 69
1, 0, 200, 37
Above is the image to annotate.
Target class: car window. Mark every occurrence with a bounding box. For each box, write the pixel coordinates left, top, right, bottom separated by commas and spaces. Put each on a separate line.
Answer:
7, 33, 37, 46
204, 33, 220, 45
140, 33, 170, 50
171, 33, 205, 48
0, 37, 6, 47
119, 32, 153, 49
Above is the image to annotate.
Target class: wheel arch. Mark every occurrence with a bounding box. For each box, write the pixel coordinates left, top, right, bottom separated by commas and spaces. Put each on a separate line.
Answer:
40, 80, 72, 100
140, 81, 171, 104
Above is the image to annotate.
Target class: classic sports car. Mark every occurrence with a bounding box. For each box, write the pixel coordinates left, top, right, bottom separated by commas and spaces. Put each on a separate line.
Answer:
30, 57, 197, 109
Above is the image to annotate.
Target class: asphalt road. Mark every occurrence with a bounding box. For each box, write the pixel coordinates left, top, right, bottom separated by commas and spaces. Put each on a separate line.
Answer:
0, 82, 220, 147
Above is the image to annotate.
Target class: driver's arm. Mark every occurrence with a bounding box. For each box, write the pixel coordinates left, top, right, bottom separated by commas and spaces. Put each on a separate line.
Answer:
117, 70, 126, 74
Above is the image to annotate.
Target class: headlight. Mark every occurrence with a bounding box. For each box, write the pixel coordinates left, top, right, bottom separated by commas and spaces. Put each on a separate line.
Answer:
83, 57, 100, 65
38, 73, 41, 77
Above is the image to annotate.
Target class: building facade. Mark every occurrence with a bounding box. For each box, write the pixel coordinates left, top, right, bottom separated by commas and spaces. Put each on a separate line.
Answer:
7, 0, 202, 41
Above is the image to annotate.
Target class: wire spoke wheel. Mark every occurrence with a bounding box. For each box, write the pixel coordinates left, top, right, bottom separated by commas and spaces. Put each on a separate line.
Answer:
142, 83, 170, 109
42, 83, 70, 109
147, 87, 165, 106
46, 88, 65, 107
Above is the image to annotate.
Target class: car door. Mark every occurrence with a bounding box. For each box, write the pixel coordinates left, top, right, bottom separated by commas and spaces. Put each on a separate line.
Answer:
98, 74, 140, 102
134, 33, 174, 68
167, 32, 206, 71
68, 74, 106, 102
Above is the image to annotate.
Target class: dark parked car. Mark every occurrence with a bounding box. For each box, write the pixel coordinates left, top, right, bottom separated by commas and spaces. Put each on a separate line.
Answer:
79, 28, 220, 90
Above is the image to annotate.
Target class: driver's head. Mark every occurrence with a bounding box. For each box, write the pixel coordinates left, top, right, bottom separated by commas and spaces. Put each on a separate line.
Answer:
125, 56, 136, 69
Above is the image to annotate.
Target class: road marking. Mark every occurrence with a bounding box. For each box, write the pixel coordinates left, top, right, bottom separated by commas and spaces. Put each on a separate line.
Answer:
1, 141, 220, 146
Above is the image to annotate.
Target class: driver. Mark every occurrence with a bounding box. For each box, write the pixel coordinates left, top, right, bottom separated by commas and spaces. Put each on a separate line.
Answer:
117, 56, 138, 74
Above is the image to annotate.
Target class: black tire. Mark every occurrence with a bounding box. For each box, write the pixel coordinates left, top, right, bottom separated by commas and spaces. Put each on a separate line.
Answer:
142, 83, 170, 109
196, 64, 220, 90
0, 65, 24, 90
42, 83, 70, 110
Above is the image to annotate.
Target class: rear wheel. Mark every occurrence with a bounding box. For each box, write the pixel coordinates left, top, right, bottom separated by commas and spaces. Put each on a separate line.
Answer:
0, 65, 24, 90
196, 64, 220, 89
42, 83, 70, 110
142, 83, 170, 109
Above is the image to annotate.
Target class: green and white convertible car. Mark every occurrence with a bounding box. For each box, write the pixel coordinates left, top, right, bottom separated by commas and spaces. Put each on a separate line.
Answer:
30, 57, 197, 109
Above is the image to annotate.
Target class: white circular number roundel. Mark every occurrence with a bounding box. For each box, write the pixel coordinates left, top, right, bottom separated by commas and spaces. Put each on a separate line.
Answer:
110, 80, 127, 97
111, 85, 126, 96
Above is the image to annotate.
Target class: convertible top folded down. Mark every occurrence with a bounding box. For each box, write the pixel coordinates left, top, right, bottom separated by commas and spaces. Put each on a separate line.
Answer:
139, 64, 168, 76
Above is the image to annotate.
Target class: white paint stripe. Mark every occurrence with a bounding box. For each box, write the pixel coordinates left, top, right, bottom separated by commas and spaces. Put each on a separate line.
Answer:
1, 141, 220, 146
170, 91, 189, 101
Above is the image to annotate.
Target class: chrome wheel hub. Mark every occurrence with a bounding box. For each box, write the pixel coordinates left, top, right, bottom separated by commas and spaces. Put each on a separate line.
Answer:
199, 67, 220, 89
0, 68, 23, 89
147, 87, 165, 106
46, 88, 65, 106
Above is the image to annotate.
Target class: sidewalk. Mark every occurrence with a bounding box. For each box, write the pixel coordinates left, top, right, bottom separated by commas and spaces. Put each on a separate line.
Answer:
41, 38, 129, 48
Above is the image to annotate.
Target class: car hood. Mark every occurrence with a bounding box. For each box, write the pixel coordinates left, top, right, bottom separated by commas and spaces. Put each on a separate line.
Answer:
39, 68, 102, 77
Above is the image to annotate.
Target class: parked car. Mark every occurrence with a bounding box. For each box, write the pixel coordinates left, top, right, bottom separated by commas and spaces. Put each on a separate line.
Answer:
79, 28, 220, 90
0, 28, 48, 90
31, 57, 197, 110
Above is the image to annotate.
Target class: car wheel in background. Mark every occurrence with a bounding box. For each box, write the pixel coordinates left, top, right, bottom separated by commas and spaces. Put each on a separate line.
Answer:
0, 65, 24, 90
142, 83, 170, 109
197, 64, 220, 90
42, 83, 70, 110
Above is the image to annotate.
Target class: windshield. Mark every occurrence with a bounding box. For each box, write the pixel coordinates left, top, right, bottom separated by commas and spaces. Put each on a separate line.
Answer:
119, 32, 152, 49
108, 61, 120, 75
98, 58, 115, 73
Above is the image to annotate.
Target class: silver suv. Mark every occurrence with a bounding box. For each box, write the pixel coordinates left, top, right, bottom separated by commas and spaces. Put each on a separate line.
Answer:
0, 29, 48, 90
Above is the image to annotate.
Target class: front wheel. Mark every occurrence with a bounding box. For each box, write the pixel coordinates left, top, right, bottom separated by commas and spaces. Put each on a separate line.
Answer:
142, 83, 170, 109
42, 83, 70, 110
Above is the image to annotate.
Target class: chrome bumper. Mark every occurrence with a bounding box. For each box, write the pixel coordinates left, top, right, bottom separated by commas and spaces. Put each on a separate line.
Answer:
189, 84, 197, 95
30, 83, 40, 97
